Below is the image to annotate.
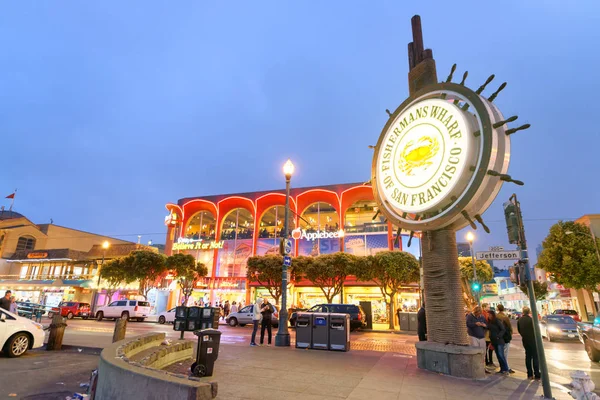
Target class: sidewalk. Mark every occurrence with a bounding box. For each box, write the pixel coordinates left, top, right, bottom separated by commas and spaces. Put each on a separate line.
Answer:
165, 342, 573, 400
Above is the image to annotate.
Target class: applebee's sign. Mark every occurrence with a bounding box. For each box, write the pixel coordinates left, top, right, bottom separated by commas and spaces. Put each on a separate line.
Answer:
291, 228, 345, 241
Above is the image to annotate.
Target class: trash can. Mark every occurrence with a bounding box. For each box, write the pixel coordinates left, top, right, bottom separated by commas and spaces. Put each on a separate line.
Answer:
398, 311, 409, 331
174, 306, 188, 332
408, 312, 418, 331
329, 313, 350, 351
295, 312, 312, 349
191, 329, 222, 377
312, 313, 329, 350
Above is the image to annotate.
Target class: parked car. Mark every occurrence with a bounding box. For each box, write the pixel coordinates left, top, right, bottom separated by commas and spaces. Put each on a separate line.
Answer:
158, 307, 176, 324
0, 308, 45, 357
48, 302, 91, 320
226, 304, 279, 328
540, 315, 579, 342
578, 317, 600, 361
289, 304, 367, 331
511, 311, 522, 320
96, 300, 151, 322
552, 309, 581, 322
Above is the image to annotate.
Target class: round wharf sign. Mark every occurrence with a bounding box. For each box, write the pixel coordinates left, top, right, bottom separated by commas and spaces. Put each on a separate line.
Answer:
372, 82, 511, 231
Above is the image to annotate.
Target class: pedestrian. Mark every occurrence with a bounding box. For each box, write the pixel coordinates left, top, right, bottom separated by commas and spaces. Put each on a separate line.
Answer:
517, 306, 541, 380
466, 305, 488, 371
250, 298, 262, 347
417, 303, 427, 341
224, 301, 230, 318
487, 310, 509, 375
496, 304, 515, 373
482, 303, 496, 367
9, 296, 17, 314
0, 290, 12, 311
231, 301, 238, 314
259, 297, 274, 346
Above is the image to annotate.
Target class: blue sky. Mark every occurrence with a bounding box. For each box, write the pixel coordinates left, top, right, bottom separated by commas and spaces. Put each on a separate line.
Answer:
0, 1, 598, 263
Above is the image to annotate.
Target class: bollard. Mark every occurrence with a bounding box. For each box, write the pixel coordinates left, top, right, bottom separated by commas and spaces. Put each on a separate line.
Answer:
47, 313, 68, 351
570, 370, 599, 400
112, 317, 127, 343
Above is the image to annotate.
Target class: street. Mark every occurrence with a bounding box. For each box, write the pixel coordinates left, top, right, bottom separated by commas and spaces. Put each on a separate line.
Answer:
44, 317, 600, 389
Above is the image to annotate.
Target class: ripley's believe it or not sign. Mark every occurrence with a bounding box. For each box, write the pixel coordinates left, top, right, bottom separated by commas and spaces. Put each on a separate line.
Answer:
373, 82, 514, 231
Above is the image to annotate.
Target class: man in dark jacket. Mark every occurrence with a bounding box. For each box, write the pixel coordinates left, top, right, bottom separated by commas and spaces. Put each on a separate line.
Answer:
466, 306, 488, 367
259, 298, 274, 346
517, 306, 540, 380
496, 304, 514, 373
0, 290, 12, 311
417, 303, 427, 341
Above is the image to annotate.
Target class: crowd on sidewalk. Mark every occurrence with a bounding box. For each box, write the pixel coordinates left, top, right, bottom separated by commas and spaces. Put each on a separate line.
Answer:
417, 301, 541, 380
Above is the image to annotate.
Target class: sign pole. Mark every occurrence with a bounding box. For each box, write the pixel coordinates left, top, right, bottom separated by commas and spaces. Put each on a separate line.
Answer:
510, 193, 553, 399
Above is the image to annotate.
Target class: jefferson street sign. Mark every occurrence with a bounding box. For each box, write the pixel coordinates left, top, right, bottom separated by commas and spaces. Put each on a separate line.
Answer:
476, 250, 520, 260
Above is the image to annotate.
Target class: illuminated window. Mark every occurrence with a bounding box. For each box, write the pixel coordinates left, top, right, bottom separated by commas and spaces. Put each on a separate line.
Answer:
16, 236, 36, 251
344, 200, 387, 234
185, 211, 216, 241
258, 206, 294, 240
218, 208, 254, 278
220, 208, 254, 241
299, 202, 339, 232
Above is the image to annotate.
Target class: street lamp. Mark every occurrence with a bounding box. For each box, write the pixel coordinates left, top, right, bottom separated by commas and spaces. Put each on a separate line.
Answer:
275, 159, 294, 347
93, 241, 111, 313
466, 232, 480, 306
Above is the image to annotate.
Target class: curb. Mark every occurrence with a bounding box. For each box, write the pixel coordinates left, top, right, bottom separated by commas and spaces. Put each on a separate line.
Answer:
360, 329, 417, 335
42, 344, 103, 355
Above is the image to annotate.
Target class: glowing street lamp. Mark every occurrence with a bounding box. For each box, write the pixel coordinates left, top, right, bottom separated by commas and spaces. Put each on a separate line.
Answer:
276, 159, 294, 347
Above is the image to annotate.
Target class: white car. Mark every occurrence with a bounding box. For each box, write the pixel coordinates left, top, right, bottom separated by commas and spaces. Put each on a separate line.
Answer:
96, 300, 151, 322
0, 308, 45, 357
158, 307, 176, 324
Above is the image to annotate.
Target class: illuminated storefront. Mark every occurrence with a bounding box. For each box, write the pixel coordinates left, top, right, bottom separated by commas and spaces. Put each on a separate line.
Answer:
165, 183, 422, 313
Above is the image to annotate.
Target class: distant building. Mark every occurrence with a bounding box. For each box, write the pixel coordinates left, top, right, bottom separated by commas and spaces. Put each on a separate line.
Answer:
457, 242, 471, 257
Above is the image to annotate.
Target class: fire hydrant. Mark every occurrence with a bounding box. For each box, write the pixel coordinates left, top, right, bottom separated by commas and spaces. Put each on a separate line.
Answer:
570, 370, 599, 400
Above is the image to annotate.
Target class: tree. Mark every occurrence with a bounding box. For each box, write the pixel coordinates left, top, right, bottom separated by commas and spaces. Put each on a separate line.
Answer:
519, 280, 549, 301
247, 255, 285, 305
538, 221, 600, 292
299, 252, 358, 303
458, 257, 493, 309
354, 251, 420, 329
99, 258, 127, 305
166, 253, 209, 306
120, 250, 167, 300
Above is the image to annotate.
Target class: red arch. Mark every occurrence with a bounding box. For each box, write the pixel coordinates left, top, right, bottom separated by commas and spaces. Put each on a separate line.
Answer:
254, 193, 298, 253
295, 189, 341, 219
340, 185, 374, 225
216, 196, 256, 241
180, 199, 219, 238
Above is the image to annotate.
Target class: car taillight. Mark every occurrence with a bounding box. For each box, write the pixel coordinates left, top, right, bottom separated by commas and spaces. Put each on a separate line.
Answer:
358, 313, 362, 320
135, 306, 139, 311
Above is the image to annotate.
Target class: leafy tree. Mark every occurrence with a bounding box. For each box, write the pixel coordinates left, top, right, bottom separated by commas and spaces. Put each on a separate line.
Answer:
247, 255, 284, 305
120, 250, 167, 300
298, 252, 358, 303
166, 253, 208, 306
458, 257, 493, 309
519, 280, 549, 301
538, 221, 600, 292
354, 251, 420, 329
99, 258, 127, 305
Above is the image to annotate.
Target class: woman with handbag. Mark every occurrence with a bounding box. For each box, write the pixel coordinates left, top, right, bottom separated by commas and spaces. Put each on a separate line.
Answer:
487, 310, 509, 375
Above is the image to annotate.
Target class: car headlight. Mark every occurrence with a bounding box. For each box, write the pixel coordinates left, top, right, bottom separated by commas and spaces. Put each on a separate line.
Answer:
548, 326, 561, 333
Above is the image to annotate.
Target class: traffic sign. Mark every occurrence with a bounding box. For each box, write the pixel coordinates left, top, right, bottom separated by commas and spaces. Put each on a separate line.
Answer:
489, 246, 504, 252
283, 256, 292, 267
476, 250, 520, 260
284, 239, 292, 255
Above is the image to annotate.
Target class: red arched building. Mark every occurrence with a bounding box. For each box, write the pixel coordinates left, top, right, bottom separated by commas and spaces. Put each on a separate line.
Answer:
164, 182, 421, 325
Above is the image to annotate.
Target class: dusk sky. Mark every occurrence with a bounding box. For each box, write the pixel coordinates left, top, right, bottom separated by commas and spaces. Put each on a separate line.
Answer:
1, 1, 598, 264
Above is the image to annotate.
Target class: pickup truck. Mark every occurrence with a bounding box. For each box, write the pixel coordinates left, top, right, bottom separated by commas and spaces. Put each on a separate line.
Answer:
577, 318, 600, 361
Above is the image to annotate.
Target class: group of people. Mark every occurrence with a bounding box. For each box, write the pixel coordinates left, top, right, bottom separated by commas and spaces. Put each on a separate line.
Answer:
250, 297, 275, 347
467, 303, 540, 379
0, 290, 18, 314
215, 300, 243, 320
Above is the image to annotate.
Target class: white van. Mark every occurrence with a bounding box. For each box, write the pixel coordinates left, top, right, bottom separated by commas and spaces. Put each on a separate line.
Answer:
96, 300, 151, 322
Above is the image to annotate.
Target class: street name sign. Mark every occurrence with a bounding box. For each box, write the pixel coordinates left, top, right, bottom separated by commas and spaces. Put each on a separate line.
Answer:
476, 250, 520, 260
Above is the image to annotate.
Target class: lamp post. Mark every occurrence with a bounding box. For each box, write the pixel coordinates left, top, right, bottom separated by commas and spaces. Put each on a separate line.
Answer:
466, 232, 480, 306
275, 159, 294, 347
93, 241, 110, 313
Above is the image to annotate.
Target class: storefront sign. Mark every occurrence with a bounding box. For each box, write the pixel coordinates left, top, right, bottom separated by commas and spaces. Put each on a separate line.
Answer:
27, 252, 48, 259
165, 212, 179, 226
372, 83, 513, 231
172, 238, 224, 251
291, 228, 344, 241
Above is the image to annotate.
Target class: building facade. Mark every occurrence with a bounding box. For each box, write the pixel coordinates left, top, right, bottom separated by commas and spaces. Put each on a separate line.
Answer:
165, 183, 422, 324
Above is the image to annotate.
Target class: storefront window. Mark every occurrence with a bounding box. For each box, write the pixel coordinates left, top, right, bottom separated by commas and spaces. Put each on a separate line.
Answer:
220, 208, 254, 241
185, 211, 216, 240
258, 206, 294, 241
19, 266, 28, 279
344, 200, 387, 234
217, 208, 254, 277
297, 202, 340, 256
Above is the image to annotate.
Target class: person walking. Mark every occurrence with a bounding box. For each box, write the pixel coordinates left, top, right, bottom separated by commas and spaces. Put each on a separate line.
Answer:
518, 306, 541, 380
230, 301, 238, 314
417, 303, 427, 341
250, 298, 262, 347
9, 296, 17, 314
496, 304, 515, 373
259, 298, 274, 346
487, 310, 509, 375
466, 305, 488, 371
224, 301, 230, 318
0, 290, 12, 311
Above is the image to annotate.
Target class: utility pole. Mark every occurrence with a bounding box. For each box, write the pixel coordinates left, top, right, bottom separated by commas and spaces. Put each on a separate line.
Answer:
505, 194, 552, 399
